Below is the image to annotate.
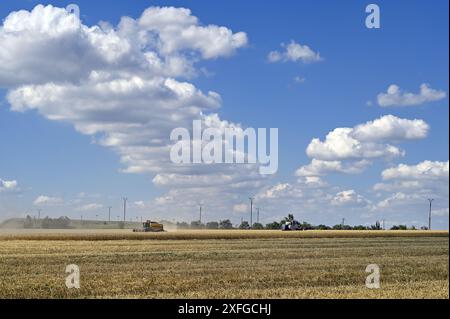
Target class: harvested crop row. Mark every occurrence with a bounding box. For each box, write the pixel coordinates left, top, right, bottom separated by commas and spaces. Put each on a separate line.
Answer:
0, 230, 447, 241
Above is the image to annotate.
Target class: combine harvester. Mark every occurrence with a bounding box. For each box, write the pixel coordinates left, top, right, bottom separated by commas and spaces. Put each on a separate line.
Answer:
133, 220, 165, 232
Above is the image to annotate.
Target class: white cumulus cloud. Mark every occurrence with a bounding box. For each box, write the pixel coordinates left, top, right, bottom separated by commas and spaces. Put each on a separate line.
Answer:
268, 41, 322, 63
0, 179, 19, 193
296, 115, 430, 179
0, 4, 267, 220
382, 160, 449, 181
377, 84, 446, 107
331, 190, 371, 207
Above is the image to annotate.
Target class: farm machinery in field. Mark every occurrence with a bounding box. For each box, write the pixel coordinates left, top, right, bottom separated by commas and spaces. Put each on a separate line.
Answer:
281, 214, 302, 231
281, 220, 301, 231
133, 220, 165, 232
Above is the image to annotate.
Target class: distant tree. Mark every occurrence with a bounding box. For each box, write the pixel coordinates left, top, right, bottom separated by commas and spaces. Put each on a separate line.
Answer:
239, 221, 250, 229
420, 226, 429, 230
353, 225, 368, 230
316, 224, 331, 230
219, 219, 233, 229
300, 221, 313, 230
252, 223, 264, 230
118, 221, 125, 229
370, 221, 382, 230
332, 224, 344, 230
391, 225, 407, 230
265, 221, 281, 230
190, 221, 204, 229
206, 221, 219, 229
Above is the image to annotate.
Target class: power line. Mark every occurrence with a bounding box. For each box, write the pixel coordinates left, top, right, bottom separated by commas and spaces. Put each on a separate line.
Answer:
249, 197, 254, 228
122, 197, 128, 222
428, 198, 434, 230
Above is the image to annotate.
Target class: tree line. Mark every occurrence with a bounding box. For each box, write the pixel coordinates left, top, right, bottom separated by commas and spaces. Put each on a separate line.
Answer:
174, 216, 424, 231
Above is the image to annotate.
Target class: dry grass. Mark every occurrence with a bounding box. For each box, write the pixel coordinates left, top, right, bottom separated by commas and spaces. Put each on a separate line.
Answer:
0, 231, 448, 299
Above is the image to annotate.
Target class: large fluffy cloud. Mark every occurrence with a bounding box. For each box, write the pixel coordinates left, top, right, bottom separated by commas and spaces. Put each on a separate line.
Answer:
373, 161, 449, 225
297, 115, 429, 177
377, 84, 446, 107
138, 7, 247, 59
307, 115, 428, 161
0, 5, 248, 87
1, 5, 268, 219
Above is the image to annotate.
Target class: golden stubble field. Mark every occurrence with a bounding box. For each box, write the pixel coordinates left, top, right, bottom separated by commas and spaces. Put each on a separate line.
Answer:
0, 230, 448, 299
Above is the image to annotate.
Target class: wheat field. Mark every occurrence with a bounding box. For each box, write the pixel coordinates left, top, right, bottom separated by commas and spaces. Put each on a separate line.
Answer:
0, 230, 448, 298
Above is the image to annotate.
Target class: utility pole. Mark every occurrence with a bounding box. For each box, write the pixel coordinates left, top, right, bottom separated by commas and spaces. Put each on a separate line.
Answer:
108, 206, 112, 222
249, 197, 254, 228
382, 219, 385, 230
37, 209, 41, 220
342, 218, 345, 227
199, 204, 202, 223
122, 197, 128, 222
256, 207, 260, 224
428, 198, 434, 230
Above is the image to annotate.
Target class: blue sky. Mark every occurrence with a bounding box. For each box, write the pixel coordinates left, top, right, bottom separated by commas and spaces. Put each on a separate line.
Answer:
0, 1, 448, 228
